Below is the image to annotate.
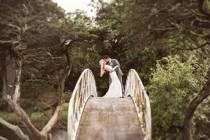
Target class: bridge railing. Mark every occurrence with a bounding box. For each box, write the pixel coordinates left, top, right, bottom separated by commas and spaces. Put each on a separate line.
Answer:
67, 69, 97, 140
125, 69, 152, 140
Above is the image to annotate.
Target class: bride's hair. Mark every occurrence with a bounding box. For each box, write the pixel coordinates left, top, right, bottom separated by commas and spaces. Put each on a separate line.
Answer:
103, 55, 110, 59
99, 59, 105, 77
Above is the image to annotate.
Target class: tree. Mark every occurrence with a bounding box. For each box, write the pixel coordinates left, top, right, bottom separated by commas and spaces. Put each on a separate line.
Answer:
94, 0, 128, 57
183, 67, 210, 140
0, 1, 73, 139
1, 39, 72, 140
124, 0, 210, 49
148, 55, 208, 139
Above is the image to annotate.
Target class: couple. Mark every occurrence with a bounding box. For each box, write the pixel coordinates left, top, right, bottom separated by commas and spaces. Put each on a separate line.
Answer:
99, 55, 124, 98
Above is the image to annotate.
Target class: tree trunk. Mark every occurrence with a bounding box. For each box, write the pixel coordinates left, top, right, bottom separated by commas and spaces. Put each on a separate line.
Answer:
2, 46, 72, 140
183, 67, 210, 140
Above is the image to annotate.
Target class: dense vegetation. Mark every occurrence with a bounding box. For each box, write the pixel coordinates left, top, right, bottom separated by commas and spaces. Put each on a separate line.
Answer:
0, 0, 210, 140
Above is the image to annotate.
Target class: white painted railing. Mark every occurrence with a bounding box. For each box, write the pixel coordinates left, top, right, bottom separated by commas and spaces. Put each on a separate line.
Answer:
125, 69, 152, 140
67, 69, 97, 140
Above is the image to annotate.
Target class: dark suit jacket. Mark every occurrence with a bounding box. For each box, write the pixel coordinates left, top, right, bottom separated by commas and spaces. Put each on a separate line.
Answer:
110, 59, 123, 77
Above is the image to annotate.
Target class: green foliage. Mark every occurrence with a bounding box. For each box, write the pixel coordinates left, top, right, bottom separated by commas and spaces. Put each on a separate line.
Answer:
94, 0, 128, 56
1, 0, 210, 139
148, 55, 208, 139
0, 0, 101, 97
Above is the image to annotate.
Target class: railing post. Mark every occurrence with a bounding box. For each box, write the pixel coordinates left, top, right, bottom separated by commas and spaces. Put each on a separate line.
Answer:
125, 69, 152, 140
67, 69, 97, 140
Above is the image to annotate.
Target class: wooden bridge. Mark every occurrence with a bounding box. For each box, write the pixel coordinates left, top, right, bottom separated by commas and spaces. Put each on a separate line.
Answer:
67, 69, 151, 140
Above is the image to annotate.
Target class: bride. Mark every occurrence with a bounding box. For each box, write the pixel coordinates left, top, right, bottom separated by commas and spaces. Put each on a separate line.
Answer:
99, 59, 122, 97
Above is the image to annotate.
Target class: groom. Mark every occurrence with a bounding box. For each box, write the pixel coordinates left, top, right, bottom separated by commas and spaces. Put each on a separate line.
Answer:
103, 55, 124, 96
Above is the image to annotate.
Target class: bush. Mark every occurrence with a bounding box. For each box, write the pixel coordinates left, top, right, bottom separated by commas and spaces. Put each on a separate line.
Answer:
148, 55, 208, 140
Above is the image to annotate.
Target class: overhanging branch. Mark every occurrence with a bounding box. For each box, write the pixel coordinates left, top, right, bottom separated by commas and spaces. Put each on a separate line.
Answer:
178, 41, 210, 51
0, 136, 8, 140
0, 40, 19, 45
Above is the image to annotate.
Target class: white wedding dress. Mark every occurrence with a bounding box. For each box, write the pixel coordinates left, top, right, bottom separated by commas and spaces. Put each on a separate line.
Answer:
103, 65, 122, 98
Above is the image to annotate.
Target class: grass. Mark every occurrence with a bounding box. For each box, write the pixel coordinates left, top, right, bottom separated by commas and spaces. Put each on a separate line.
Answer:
61, 103, 69, 120
0, 112, 18, 122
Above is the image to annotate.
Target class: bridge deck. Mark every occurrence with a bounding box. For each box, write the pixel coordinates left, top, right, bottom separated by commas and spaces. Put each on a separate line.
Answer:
76, 97, 144, 140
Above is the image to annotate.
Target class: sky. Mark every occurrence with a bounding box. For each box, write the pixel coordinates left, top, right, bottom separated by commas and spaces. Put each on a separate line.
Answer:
53, 0, 111, 17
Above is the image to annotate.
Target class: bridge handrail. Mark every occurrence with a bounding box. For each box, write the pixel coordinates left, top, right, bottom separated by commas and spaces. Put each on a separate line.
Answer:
125, 69, 152, 140
67, 69, 97, 140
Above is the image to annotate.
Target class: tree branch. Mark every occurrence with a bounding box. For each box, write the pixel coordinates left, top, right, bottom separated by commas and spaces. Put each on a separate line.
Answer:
4, 96, 42, 139
0, 40, 19, 45
0, 117, 29, 140
41, 65, 71, 135
41, 105, 62, 135
0, 136, 8, 140
2, 59, 42, 139
183, 67, 210, 140
41, 40, 72, 135
178, 42, 210, 51
12, 60, 22, 103
151, 27, 176, 31
190, 31, 209, 38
